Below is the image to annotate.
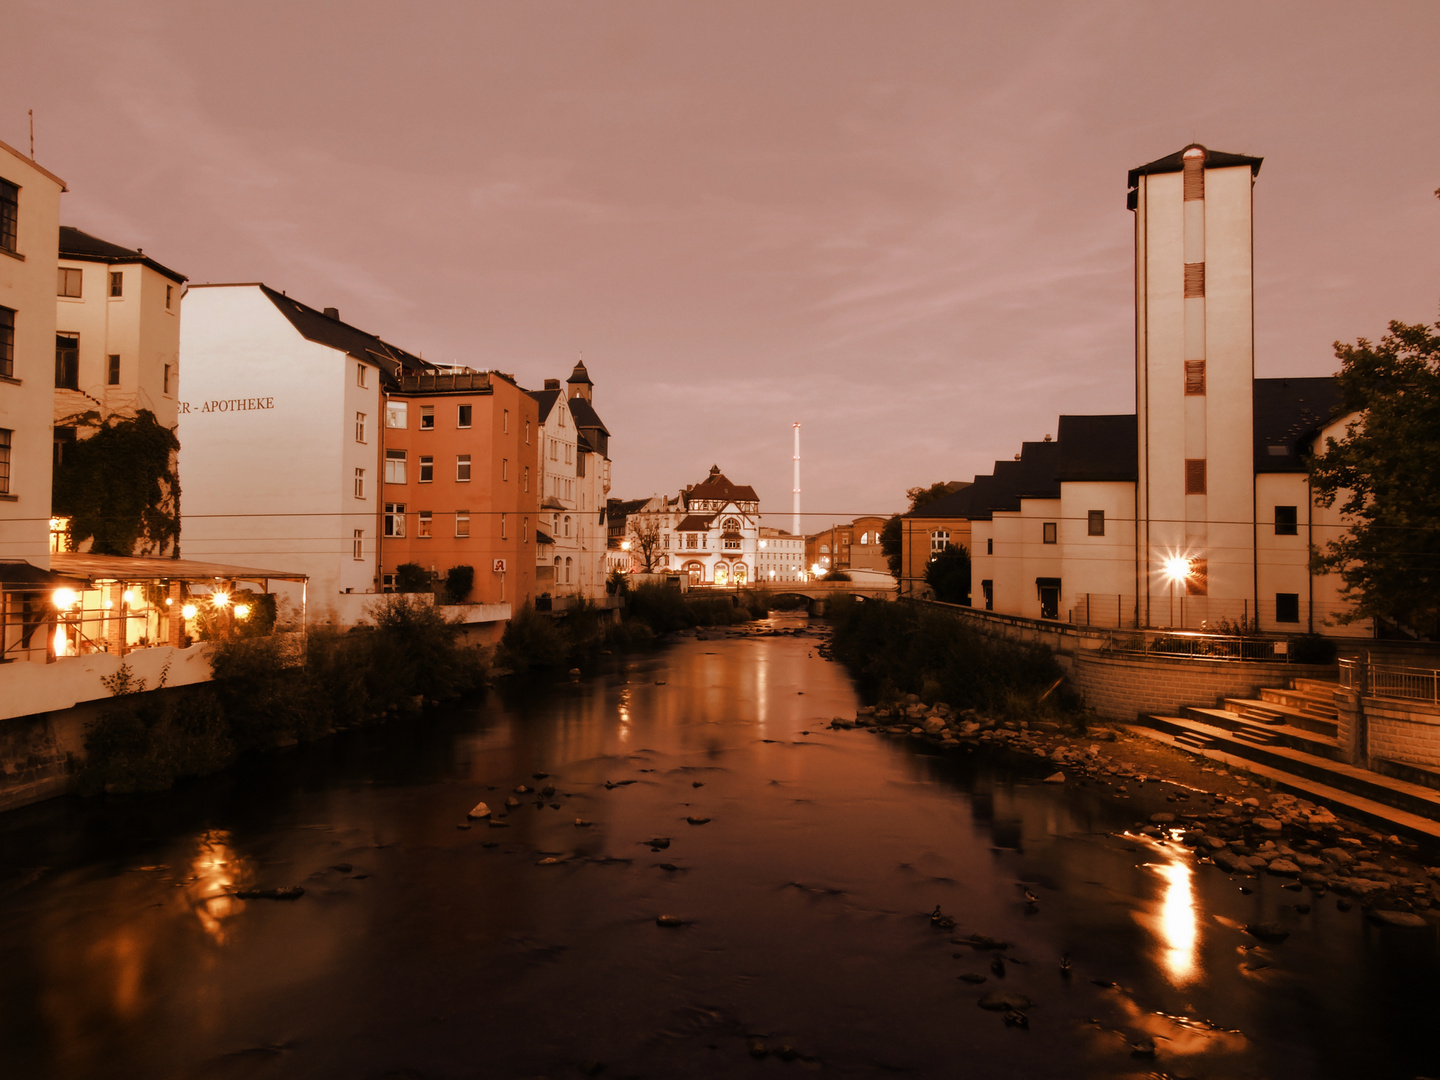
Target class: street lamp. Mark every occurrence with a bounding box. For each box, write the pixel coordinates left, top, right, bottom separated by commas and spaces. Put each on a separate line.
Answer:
1163, 556, 1191, 628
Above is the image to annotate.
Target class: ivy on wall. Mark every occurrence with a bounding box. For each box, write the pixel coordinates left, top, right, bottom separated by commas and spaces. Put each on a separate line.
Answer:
53, 409, 181, 556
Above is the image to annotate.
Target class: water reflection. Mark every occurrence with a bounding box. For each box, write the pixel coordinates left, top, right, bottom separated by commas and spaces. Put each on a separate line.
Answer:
1146, 852, 1199, 987
186, 829, 244, 945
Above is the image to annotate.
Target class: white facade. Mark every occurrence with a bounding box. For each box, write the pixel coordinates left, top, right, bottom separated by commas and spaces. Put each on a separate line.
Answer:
628, 467, 760, 585
757, 527, 805, 583
532, 362, 611, 601
178, 285, 404, 623
0, 142, 65, 568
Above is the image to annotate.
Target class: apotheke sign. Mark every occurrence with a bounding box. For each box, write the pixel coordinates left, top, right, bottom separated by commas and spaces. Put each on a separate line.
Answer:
180, 397, 275, 414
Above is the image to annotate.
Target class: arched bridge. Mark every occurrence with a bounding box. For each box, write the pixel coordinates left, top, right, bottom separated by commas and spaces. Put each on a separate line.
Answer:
692, 580, 896, 614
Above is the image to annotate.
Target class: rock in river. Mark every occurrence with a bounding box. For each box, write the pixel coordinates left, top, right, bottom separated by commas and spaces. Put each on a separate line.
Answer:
467, 802, 491, 820
978, 990, 1032, 1011
1368, 909, 1429, 930
1266, 859, 1301, 877
1244, 921, 1290, 944
233, 886, 305, 901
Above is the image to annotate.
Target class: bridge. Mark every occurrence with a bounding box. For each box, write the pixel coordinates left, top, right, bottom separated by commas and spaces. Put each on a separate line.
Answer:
692, 579, 896, 614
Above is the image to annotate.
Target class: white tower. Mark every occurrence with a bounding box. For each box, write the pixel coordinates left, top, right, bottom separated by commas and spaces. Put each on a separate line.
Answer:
1130, 143, 1262, 626
792, 422, 801, 538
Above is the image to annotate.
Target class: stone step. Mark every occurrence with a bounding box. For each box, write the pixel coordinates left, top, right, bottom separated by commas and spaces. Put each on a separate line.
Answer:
1233, 723, 1280, 746
1373, 758, 1440, 794
1136, 714, 1440, 827
1173, 730, 1216, 752
1291, 677, 1343, 696
1225, 696, 1339, 739
1260, 686, 1340, 721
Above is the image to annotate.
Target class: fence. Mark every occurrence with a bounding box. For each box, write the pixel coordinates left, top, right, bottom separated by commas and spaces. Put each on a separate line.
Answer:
1336, 657, 1440, 704
1072, 592, 1360, 631
1103, 629, 1294, 663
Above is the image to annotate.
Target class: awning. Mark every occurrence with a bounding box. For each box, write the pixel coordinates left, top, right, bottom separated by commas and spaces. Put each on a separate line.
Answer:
0, 559, 88, 589
51, 552, 309, 584
535, 530, 555, 545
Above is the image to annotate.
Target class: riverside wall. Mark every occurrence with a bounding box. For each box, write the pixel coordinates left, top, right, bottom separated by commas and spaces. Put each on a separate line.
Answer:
1069, 651, 1336, 722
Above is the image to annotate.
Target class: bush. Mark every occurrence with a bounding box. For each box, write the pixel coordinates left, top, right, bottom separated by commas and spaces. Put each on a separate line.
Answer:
496, 605, 570, 671
393, 563, 431, 593
443, 565, 474, 605
827, 596, 1063, 714
925, 544, 971, 605
365, 593, 484, 704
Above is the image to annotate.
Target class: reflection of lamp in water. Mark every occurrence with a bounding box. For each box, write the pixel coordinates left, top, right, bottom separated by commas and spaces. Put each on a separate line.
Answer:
1153, 858, 1198, 986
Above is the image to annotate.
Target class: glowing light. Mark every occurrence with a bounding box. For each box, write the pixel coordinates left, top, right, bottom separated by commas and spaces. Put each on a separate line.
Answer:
165, 597, 173, 606
103, 599, 113, 610
121, 590, 135, 606
1153, 859, 1199, 986
54, 626, 68, 656
620, 541, 630, 551
212, 592, 230, 608
759, 539, 767, 549
1163, 556, 1192, 583
234, 604, 251, 619
52, 588, 78, 610
181, 604, 197, 619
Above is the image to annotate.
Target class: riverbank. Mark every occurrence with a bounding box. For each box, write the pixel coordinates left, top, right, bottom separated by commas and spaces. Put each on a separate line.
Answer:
838, 698, 1440, 926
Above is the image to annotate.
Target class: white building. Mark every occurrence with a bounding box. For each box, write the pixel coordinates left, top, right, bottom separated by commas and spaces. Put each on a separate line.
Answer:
757, 526, 805, 583
628, 466, 760, 585
0, 140, 66, 574
530, 360, 611, 600
178, 284, 430, 624
953, 144, 1361, 636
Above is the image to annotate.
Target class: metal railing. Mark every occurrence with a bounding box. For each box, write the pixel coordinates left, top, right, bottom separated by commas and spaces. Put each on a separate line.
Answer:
1104, 629, 1293, 663
1368, 663, 1440, 705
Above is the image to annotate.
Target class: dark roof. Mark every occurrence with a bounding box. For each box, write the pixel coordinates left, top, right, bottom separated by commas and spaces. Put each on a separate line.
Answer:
1052, 414, 1138, 482
255, 284, 428, 379
676, 514, 714, 532
567, 395, 609, 436
567, 359, 593, 386
529, 388, 561, 423
686, 471, 759, 506
971, 462, 1024, 519
396, 370, 494, 395
1013, 440, 1063, 500
1253, 377, 1344, 473
535, 529, 555, 545
1126, 144, 1263, 209
0, 559, 87, 589
904, 481, 977, 520
59, 226, 187, 283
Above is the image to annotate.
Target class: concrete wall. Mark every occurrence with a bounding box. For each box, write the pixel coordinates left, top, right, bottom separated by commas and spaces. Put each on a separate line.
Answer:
1364, 697, 1440, 770
1072, 650, 1334, 721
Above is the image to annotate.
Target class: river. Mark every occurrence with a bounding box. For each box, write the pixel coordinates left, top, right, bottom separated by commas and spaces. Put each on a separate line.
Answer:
0, 613, 1436, 1079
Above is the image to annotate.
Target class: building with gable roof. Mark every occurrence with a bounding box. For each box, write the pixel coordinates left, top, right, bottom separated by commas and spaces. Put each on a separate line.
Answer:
529, 359, 611, 600
917, 144, 1364, 636
625, 465, 760, 585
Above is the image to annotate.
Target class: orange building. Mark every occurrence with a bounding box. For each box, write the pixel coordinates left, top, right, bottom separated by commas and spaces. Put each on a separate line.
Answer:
899, 486, 973, 597
806, 515, 890, 574
380, 369, 539, 609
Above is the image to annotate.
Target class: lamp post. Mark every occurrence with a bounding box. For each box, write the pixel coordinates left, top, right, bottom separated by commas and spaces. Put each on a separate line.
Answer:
1163, 557, 1191, 628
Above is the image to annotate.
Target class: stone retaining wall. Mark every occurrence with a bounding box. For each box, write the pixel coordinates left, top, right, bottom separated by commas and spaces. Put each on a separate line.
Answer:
1364, 697, 1440, 769
1071, 651, 1336, 721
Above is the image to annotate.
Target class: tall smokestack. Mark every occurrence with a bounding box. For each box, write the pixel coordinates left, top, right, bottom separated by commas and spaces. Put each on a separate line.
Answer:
792, 422, 801, 538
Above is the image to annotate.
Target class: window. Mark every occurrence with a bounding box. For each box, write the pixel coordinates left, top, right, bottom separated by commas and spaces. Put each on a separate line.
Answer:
419, 455, 433, 483
986, 538, 993, 555
525, 420, 531, 443
981, 579, 993, 611
501, 513, 508, 539
558, 407, 566, 428
0, 306, 14, 379
353, 530, 364, 560
357, 363, 367, 387
1185, 360, 1206, 395
1276, 593, 1300, 624
1184, 458, 1207, 495
0, 427, 10, 494
522, 516, 528, 542
355, 412, 367, 443
455, 511, 470, 538
1088, 510, 1105, 536
55, 333, 78, 389
109, 271, 123, 297
384, 449, 407, 483
686, 534, 698, 550
107, 354, 120, 386
0, 179, 16, 252
1183, 262, 1205, 299
386, 401, 407, 428
550, 439, 558, 461
564, 442, 572, 465
163, 363, 173, 395
53, 425, 75, 469
523, 465, 529, 492
563, 514, 571, 537
502, 458, 508, 481
420, 405, 434, 430
354, 468, 365, 499
58, 267, 83, 297
1274, 506, 1298, 536
1186, 558, 1208, 596
165, 284, 173, 309
1042, 522, 1057, 544
384, 502, 406, 537
503, 408, 509, 433
457, 404, 472, 428
456, 454, 471, 482
418, 511, 432, 538
564, 556, 572, 583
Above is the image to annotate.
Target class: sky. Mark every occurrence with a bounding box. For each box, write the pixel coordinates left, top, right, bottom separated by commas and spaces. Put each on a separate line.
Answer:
5, 1, 1438, 532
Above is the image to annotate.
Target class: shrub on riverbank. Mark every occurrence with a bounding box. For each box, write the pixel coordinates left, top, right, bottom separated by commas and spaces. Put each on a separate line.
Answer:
826, 595, 1068, 717
80, 596, 487, 794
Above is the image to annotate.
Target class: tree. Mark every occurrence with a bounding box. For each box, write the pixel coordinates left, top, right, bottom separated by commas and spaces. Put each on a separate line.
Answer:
52, 409, 180, 556
880, 482, 963, 576
628, 515, 663, 572
1308, 318, 1440, 637
926, 543, 971, 605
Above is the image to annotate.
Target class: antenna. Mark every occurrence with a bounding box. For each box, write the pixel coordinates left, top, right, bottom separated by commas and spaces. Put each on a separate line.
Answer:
29, 110, 34, 158
792, 422, 801, 537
